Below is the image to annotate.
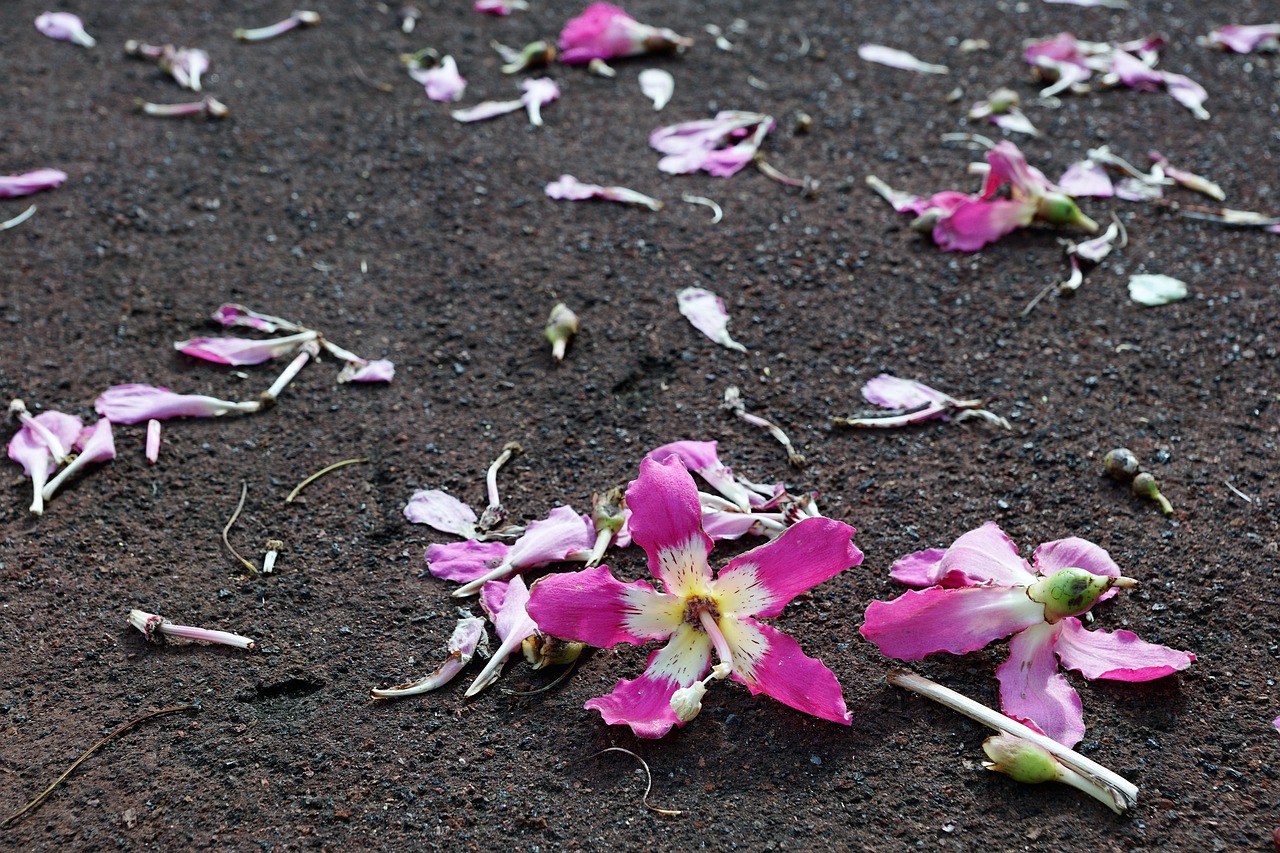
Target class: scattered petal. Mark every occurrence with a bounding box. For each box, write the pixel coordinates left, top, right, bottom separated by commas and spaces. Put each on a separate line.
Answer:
371, 616, 487, 697
996, 621, 1086, 747
638, 68, 674, 110
558, 2, 692, 65
404, 489, 481, 538
411, 54, 467, 102
650, 110, 774, 177
1058, 160, 1114, 198
1206, 24, 1280, 54
1128, 273, 1187, 305
0, 168, 67, 198
676, 287, 747, 352
95, 384, 260, 424
35, 12, 96, 47
546, 174, 663, 210
336, 358, 395, 383
858, 44, 949, 74
174, 331, 317, 366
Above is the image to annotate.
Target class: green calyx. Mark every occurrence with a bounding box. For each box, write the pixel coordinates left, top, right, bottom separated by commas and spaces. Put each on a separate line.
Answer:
982, 734, 1060, 784
1036, 192, 1099, 232
1027, 567, 1138, 622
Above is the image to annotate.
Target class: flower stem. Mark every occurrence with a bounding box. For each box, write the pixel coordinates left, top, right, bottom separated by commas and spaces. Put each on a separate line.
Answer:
260, 341, 318, 405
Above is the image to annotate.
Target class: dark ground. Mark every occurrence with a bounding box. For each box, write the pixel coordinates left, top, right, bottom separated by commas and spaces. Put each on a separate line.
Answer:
2, 0, 1278, 849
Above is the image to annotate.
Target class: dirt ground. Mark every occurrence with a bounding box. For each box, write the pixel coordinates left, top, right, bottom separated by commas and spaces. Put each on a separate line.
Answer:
2, 0, 1278, 849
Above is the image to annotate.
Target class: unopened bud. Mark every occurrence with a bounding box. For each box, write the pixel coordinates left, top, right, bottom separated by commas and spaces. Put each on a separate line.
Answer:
592, 486, 626, 534
545, 302, 579, 362
522, 633, 586, 669
501, 39, 556, 75
1132, 472, 1173, 515
1028, 567, 1138, 622
1103, 447, 1139, 481
669, 681, 707, 722
1037, 192, 1099, 233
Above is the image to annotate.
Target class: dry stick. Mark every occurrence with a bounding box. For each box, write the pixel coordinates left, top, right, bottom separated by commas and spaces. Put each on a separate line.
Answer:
1, 705, 199, 828
285, 457, 369, 503
586, 748, 683, 817
222, 482, 258, 574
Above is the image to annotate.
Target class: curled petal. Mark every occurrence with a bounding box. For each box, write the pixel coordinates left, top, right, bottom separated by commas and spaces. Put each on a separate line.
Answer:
888, 548, 951, 587
936, 522, 1037, 586
371, 616, 486, 697
451, 98, 524, 122
0, 168, 68, 198
982, 141, 1056, 201
95, 384, 260, 424
7, 411, 82, 476
411, 54, 466, 102
174, 330, 316, 365
520, 77, 560, 126
35, 12, 96, 47
424, 539, 509, 583
1053, 617, 1195, 681
676, 286, 747, 352
861, 586, 1045, 660
861, 374, 951, 410
997, 622, 1086, 747
337, 359, 395, 383
584, 623, 712, 738
507, 504, 595, 569
858, 44, 948, 74
403, 489, 479, 538
545, 175, 663, 210
723, 617, 851, 725
715, 517, 862, 618
638, 68, 674, 110
1058, 160, 1114, 198
932, 198, 1036, 252
526, 564, 682, 647
465, 577, 537, 696
626, 455, 714, 596
646, 441, 752, 511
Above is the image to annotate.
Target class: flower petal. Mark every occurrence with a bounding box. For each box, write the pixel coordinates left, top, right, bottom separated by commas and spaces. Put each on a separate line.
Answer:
584, 623, 711, 738
506, 505, 595, 569
638, 68, 674, 110
337, 358, 395, 383
722, 617, 851, 725
0, 168, 69, 198
1053, 617, 1195, 681
174, 331, 315, 365
715, 517, 862, 618
858, 44, 948, 74
526, 564, 682, 647
1058, 160, 1114, 198
997, 621, 1085, 747
626, 455, 715, 596
403, 489, 479, 538
424, 539, 510, 583
888, 548, 951, 587
936, 522, 1037, 586
861, 374, 952, 410
412, 55, 466, 102
451, 98, 524, 122
95, 384, 259, 423
676, 287, 748, 352
932, 198, 1036, 252
1128, 273, 1187, 306
861, 586, 1045, 660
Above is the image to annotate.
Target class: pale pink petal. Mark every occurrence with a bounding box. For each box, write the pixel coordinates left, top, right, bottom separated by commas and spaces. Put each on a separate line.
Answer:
861, 374, 951, 410
174, 331, 316, 365
858, 44, 948, 74
626, 455, 715, 596
424, 539, 510, 583
650, 111, 774, 177
95, 384, 260, 424
584, 623, 712, 738
526, 564, 682, 646
1053, 617, 1195, 681
520, 78, 560, 126
451, 98, 524, 122
936, 522, 1037, 586
723, 617, 851, 725
997, 622, 1086, 747
981, 141, 1056, 201
647, 440, 756, 513
638, 68, 674, 110
1273, 715, 1280, 733
888, 548, 951, 587
506, 504, 595, 569
474, 0, 527, 15
545, 174, 663, 210
403, 489, 479, 538
1208, 24, 1280, 53
0, 168, 68, 198
465, 576, 537, 695
6, 411, 82, 476
337, 359, 395, 383
371, 616, 487, 697
1162, 72, 1209, 120
1032, 537, 1120, 580
932, 198, 1036, 252
35, 12, 96, 47
1058, 160, 1114, 198
1114, 176, 1163, 202
700, 508, 778, 540
676, 287, 747, 352
715, 517, 862, 618
412, 55, 466, 102
861, 586, 1045, 660
145, 419, 161, 464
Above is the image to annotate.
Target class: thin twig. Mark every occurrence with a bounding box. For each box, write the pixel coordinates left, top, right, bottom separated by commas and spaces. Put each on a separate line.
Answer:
285, 457, 369, 503
222, 482, 258, 574
501, 658, 580, 696
350, 61, 394, 93
586, 748, 683, 816
1, 205, 37, 231
1, 705, 199, 828
1223, 480, 1253, 504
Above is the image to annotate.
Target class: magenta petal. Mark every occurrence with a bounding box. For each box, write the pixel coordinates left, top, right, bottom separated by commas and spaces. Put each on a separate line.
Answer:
861, 374, 951, 410
507, 505, 594, 569
95, 384, 258, 423
626, 456, 715, 593
716, 517, 862, 619
729, 618, 851, 725
861, 586, 1044, 660
932, 199, 1035, 252
73, 418, 116, 462
936, 522, 1037, 586
175, 332, 314, 365
888, 548, 951, 587
0, 168, 69, 198
403, 489, 479, 538
425, 539, 510, 583
982, 141, 1054, 200
1209, 24, 1280, 53
646, 439, 753, 510
584, 624, 712, 738
1054, 617, 1195, 681
997, 622, 1086, 747
558, 2, 644, 63
527, 564, 679, 646
413, 55, 466, 102
1162, 72, 1209, 120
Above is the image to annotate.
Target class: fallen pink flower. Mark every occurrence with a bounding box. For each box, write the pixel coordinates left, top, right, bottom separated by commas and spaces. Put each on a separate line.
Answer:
96, 384, 261, 424
145, 419, 162, 464
234, 10, 320, 42
161, 47, 211, 92
474, 0, 528, 14
862, 522, 1195, 746
336, 358, 395, 383
129, 608, 255, 650
411, 55, 466, 102
527, 454, 862, 738
1206, 24, 1280, 54
545, 175, 663, 210
451, 77, 560, 126
41, 418, 116, 502
1024, 33, 1095, 98
857, 44, 949, 75
0, 168, 68, 199
35, 11, 96, 47
557, 2, 692, 65
650, 110, 774, 177
371, 616, 487, 698
465, 577, 538, 696
450, 505, 594, 596
676, 287, 746, 352
7, 404, 82, 515
834, 374, 1009, 428
174, 330, 318, 366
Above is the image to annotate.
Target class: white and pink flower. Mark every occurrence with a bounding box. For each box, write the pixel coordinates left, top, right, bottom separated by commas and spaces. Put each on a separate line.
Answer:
557, 3, 691, 65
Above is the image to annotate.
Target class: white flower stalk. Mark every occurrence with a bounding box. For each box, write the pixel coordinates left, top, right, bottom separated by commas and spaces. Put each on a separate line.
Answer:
723, 386, 804, 467
260, 340, 319, 406
234, 10, 321, 42
129, 609, 256, 650
478, 441, 523, 533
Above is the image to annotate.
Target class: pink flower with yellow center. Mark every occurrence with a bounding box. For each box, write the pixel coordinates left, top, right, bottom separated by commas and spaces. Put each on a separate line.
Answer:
527, 454, 862, 738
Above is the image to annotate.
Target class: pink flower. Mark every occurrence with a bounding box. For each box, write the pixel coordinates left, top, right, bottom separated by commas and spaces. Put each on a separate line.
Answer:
0, 168, 68, 198
557, 3, 692, 65
1207, 24, 1280, 53
7, 407, 82, 515
411, 55, 466, 102
649, 110, 774, 177
526, 455, 862, 738
41, 418, 116, 503
35, 12, 96, 47
861, 522, 1195, 746
174, 330, 318, 365
95, 384, 260, 424
465, 577, 538, 696
545, 175, 663, 210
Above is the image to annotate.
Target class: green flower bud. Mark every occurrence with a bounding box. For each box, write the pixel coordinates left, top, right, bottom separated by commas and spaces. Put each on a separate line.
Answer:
1027, 567, 1138, 622
1036, 192, 1099, 233
982, 734, 1060, 783
592, 486, 627, 534
545, 302, 579, 362
1132, 472, 1173, 515
522, 633, 586, 669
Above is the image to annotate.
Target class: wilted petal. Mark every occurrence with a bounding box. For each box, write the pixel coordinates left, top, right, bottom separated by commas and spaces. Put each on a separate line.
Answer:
174, 331, 316, 365
937, 522, 1038, 586
715, 517, 862, 618
465, 576, 537, 696
584, 623, 712, 738
861, 374, 952, 410
403, 489, 479, 538
650, 111, 774, 177
858, 44, 949, 74
95, 384, 260, 423
647, 439, 754, 511
1053, 617, 1195, 681
451, 98, 525, 122
1128, 273, 1187, 305
545, 174, 663, 210
638, 68, 674, 110
6, 411, 82, 476
1162, 72, 1209, 120
861, 585, 1045, 660
997, 622, 1086, 747
676, 287, 747, 352
0, 168, 68, 198
371, 616, 487, 697
424, 539, 510, 582
210, 303, 297, 333
412, 54, 467, 102
932, 198, 1036, 252
507, 505, 595, 568
474, 0, 528, 15
35, 12, 96, 47
723, 617, 851, 725
337, 359, 395, 383
527, 564, 683, 646
1207, 24, 1280, 54
1058, 160, 1114, 198
520, 77, 560, 126
982, 141, 1056, 201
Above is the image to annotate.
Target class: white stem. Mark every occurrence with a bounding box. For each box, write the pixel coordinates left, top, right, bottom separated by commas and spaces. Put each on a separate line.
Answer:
584, 527, 613, 567
262, 342, 317, 402
29, 466, 46, 516
160, 622, 256, 650
41, 453, 89, 500
452, 563, 515, 598
372, 654, 468, 698
464, 631, 524, 697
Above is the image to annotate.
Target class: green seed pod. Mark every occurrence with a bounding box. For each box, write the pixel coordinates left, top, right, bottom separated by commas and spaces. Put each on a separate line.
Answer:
1132, 472, 1174, 515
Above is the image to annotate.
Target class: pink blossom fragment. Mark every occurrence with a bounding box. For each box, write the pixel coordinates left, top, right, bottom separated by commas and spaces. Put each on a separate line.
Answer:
371, 616, 487, 698
451, 505, 595, 596
145, 419, 161, 464
861, 375, 951, 410
411, 55, 467, 102
1149, 151, 1225, 200
7, 409, 82, 515
35, 12, 96, 47
857, 44, 949, 74
174, 330, 317, 366
1206, 24, 1280, 54
211, 303, 299, 333
425, 538, 511, 583
649, 111, 774, 177
545, 174, 663, 210
557, 3, 692, 65
96, 384, 260, 424
1042, 0, 1128, 6
676, 287, 747, 353
1058, 160, 1114, 198
474, 0, 528, 15
0, 168, 68, 198
465, 576, 537, 696
41, 418, 116, 502
337, 359, 395, 383
450, 77, 559, 126
405, 489, 481, 539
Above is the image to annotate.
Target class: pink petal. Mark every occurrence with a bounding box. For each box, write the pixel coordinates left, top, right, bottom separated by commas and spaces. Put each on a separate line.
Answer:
403, 489, 479, 538
211, 303, 296, 333
724, 617, 851, 725
451, 98, 524, 123
676, 287, 747, 352
0, 168, 68, 198
34, 12, 95, 47
76, 418, 117, 462
424, 539, 510, 583
1273, 715, 1280, 734
545, 174, 663, 210
932, 198, 1036, 252
337, 358, 395, 383
557, 2, 644, 64
861, 585, 1045, 660
1053, 617, 1195, 681
936, 522, 1037, 586
95, 384, 258, 423
715, 517, 862, 619
7, 411, 82, 477
981, 141, 1056, 201
1208, 24, 1280, 54
412, 55, 466, 102
1162, 72, 1209, 120
490, 575, 537, 645
1032, 537, 1121, 602
650, 112, 774, 178
174, 331, 315, 365
997, 622, 1086, 747
700, 507, 779, 540
888, 548, 951, 587
584, 623, 712, 738
1109, 50, 1162, 90
507, 505, 595, 570
857, 44, 948, 74
1058, 160, 1114, 198
861, 374, 951, 410
526, 564, 681, 647
145, 419, 161, 464
626, 455, 715, 595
